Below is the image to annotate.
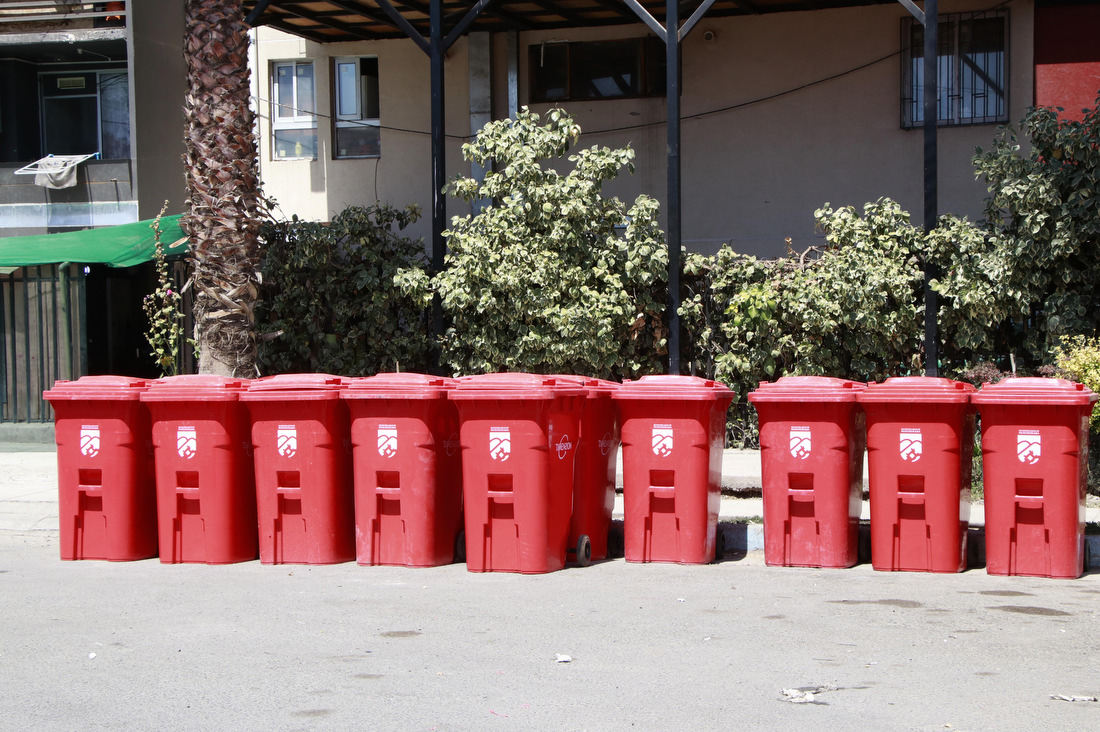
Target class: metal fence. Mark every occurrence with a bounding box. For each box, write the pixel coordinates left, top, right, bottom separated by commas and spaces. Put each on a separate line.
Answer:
0, 265, 85, 422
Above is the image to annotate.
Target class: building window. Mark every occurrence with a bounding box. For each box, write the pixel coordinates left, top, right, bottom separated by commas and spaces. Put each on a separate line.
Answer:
272, 61, 317, 159
39, 70, 130, 159
529, 38, 665, 103
902, 11, 1008, 128
333, 57, 380, 158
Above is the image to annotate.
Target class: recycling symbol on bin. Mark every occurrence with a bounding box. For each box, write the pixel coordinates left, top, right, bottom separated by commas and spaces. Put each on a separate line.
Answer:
79, 426, 100, 458
1017, 430, 1041, 465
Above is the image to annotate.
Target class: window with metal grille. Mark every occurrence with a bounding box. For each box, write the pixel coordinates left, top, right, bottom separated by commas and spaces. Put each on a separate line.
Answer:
529, 38, 665, 103
901, 11, 1008, 128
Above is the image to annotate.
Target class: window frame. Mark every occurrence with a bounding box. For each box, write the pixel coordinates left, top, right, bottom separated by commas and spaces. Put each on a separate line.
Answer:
37, 69, 130, 159
528, 37, 666, 104
332, 56, 381, 160
901, 10, 1009, 129
271, 60, 317, 160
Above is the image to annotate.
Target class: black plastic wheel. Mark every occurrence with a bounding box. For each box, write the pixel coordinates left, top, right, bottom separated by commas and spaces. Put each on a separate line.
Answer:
454, 529, 466, 564
576, 534, 592, 567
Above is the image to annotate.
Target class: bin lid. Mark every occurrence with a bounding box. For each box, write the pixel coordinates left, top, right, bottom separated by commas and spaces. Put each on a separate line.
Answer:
971, 377, 1098, 406
341, 372, 453, 400
139, 374, 249, 402
241, 373, 347, 401
449, 372, 586, 401
747, 376, 865, 403
856, 376, 974, 404
549, 375, 619, 398
43, 375, 149, 402
612, 375, 733, 401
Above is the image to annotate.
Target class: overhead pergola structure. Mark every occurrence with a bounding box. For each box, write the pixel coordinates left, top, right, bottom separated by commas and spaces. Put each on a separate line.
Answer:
242, 0, 941, 376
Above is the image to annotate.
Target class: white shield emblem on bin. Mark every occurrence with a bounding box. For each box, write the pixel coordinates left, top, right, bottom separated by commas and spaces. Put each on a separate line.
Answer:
277, 425, 298, 458
377, 425, 398, 458
79, 425, 100, 458
176, 426, 197, 459
1017, 430, 1041, 465
490, 427, 510, 462
789, 427, 812, 459
900, 428, 922, 463
652, 425, 674, 457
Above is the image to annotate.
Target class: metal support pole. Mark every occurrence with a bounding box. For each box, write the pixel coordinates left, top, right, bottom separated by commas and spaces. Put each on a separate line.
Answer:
430, 0, 446, 362
666, 0, 681, 375
59, 262, 72, 381
922, 0, 939, 377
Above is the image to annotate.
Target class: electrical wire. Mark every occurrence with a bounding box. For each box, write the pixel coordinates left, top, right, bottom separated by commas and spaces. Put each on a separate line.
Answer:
250, 0, 1015, 142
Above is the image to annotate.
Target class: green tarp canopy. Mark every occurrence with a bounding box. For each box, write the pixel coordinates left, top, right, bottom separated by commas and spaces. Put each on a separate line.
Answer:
0, 215, 190, 268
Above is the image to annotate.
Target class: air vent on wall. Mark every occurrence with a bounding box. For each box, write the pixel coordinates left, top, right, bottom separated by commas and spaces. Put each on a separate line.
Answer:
57, 77, 86, 90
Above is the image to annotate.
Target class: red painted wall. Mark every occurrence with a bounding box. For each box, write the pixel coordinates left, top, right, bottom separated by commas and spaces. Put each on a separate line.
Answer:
1034, 3, 1100, 121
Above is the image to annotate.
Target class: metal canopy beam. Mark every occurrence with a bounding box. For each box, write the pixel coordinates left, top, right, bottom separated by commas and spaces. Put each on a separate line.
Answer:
622, 0, 716, 375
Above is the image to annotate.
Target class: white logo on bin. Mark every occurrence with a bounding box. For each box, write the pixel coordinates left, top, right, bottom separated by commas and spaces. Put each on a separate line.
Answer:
900, 428, 922, 463
789, 426, 812, 460
176, 426, 197, 460
555, 434, 574, 460
277, 425, 298, 458
377, 425, 398, 458
79, 425, 100, 458
490, 427, 510, 462
652, 425, 674, 457
1017, 429, 1041, 465
598, 432, 614, 457
444, 432, 459, 457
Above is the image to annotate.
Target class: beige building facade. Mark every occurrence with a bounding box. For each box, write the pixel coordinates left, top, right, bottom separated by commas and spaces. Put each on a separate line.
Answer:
253, 0, 1034, 258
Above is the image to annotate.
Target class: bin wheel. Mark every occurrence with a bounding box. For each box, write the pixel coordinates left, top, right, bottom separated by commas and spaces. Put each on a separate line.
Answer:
576, 535, 592, 567
713, 527, 726, 564
454, 530, 466, 564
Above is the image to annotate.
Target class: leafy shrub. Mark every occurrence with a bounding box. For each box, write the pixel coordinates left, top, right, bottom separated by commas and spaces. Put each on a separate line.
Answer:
1051, 336, 1100, 432
256, 204, 432, 376
971, 94, 1100, 358
397, 107, 668, 378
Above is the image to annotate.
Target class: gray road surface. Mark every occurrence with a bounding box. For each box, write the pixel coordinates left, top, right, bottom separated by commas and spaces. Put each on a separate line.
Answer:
2, 527, 1099, 731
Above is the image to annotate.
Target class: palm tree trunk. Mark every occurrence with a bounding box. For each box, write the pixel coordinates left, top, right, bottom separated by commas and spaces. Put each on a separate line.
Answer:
182, 0, 262, 377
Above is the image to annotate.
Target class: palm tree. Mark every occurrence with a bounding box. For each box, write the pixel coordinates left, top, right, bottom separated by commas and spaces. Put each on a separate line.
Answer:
181, 0, 262, 376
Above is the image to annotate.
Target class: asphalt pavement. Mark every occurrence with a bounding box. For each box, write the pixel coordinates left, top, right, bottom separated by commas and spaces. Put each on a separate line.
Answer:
2, 444, 1100, 730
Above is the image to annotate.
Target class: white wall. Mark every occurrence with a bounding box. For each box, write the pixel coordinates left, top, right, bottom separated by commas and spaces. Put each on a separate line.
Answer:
255, 0, 1034, 258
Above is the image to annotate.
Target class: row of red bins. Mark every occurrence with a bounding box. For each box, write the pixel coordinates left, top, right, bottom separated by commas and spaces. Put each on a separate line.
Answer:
43, 373, 733, 572
748, 376, 1098, 579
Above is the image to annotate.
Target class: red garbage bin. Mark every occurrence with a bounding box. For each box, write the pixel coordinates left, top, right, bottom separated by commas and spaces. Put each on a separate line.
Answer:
450, 373, 585, 574
241, 374, 354, 565
43, 376, 157, 561
972, 377, 1097, 578
552, 376, 620, 564
613, 376, 733, 564
748, 377, 866, 568
140, 375, 257, 564
857, 377, 975, 573
341, 373, 463, 567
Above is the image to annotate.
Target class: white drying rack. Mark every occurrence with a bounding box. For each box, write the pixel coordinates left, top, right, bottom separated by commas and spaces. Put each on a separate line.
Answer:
14, 153, 99, 176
